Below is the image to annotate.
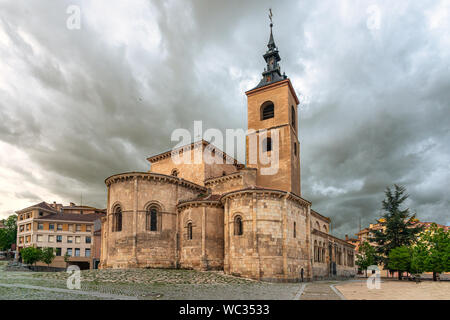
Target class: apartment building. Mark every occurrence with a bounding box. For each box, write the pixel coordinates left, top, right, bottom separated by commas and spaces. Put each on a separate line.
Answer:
16, 202, 105, 269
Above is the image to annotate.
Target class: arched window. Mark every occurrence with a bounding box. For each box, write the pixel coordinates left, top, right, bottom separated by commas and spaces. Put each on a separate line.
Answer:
113, 207, 122, 232
323, 224, 327, 233
187, 222, 193, 240
146, 206, 158, 231
262, 137, 272, 152
222, 171, 227, 176
234, 215, 243, 236
315, 221, 320, 231
291, 105, 296, 128
261, 101, 274, 120
171, 169, 179, 177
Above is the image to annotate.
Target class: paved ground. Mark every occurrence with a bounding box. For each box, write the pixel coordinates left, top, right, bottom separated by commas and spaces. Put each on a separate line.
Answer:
297, 281, 346, 300
0, 261, 303, 300
336, 279, 450, 300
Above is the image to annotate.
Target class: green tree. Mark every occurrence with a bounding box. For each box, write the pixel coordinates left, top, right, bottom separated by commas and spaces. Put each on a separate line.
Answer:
410, 240, 428, 275
355, 241, 377, 276
20, 247, 41, 266
371, 185, 423, 279
421, 224, 450, 281
40, 247, 55, 266
63, 251, 70, 268
0, 215, 17, 250
388, 246, 411, 278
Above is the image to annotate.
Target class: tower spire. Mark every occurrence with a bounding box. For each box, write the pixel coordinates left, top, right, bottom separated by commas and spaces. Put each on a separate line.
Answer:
253, 9, 287, 89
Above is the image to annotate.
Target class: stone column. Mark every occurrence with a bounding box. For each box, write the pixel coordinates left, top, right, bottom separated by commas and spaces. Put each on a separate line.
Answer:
201, 206, 207, 270
282, 193, 289, 280
224, 198, 230, 274
306, 205, 312, 280
130, 176, 138, 266
251, 192, 260, 280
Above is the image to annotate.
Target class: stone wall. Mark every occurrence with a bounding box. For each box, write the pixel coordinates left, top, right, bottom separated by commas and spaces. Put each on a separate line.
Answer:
101, 173, 204, 269
205, 168, 257, 195
178, 202, 224, 270
223, 189, 311, 282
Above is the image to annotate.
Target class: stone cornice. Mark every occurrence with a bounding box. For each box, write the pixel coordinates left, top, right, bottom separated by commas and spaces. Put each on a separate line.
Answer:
104, 172, 207, 193
311, 210, 331, 223
312, 229, 355, 248
146, 140, 242, 166
220, 187, 311, 208
205, 172, 243, 185
245, 79, 300, 105
177, 200, 223, 212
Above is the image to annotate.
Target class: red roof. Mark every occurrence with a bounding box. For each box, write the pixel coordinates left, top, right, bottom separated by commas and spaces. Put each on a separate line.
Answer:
35, 213, 105, 222
16, 201, 58, 214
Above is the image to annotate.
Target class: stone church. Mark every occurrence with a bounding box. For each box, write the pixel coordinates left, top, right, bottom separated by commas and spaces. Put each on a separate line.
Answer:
100, 22, 356, 282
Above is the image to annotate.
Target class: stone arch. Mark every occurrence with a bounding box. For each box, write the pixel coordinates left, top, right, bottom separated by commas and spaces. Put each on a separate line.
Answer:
260, 101, 274, 120
112, 204, 122, 232
186, 221, 193, 240
323, 224, 327, 233
315, 221, 321, 231
144, 201, 163, 232
233, 214, 243, 236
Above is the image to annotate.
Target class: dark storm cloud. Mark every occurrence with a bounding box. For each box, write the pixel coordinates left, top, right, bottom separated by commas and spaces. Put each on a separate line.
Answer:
0, 0, 448, 236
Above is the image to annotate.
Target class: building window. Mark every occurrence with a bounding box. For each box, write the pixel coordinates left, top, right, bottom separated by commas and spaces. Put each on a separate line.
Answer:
294, 142, 297, 157
261, 101, 275, 120
291, 105, 296, 128
262, 137, 272, 152
67, 236, 73, 243
85, 249, 91, 257
48, 235, 55, 243
26, 224, 31, 231
113, 207, 122, 232
293, 222, 296, 238
86, 225, 92, 232
19, 225, 24, 232
234, 216, 243, 236
55, 248, 61, 256
85, 236, 91, 244
56, 235, 62, 243
57, 224, 62, 231
66, 248, 72, 256
76, 224, 81, 232
146, 206, 158, 231
38, 223, 44, 230
69, 224, 73, 232
171, 169, 179, 177
187, 222, 193, 240
75, 236, 81, 244
49, 224, 55, 231
74, 248, 80, 257
37, 234, 43, 242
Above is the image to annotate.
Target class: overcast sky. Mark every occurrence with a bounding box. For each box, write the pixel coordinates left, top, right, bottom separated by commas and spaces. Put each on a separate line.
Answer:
0, 0, 449, 237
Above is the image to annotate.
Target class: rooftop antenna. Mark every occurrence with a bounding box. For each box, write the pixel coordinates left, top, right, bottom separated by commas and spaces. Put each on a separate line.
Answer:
268, 8, 273, 26
80, 192, 83, 207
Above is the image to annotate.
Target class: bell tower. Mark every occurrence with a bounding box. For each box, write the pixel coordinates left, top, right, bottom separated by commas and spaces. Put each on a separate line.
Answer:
245, 17, 301, 196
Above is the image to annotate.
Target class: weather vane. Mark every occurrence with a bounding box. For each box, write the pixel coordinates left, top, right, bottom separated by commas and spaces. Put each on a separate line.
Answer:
268, 8, 273, 26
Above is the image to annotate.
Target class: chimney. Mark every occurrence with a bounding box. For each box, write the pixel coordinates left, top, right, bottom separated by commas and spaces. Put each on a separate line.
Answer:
345, 234, 349, 241
70, 202, 76, 207
52, 201, 57, 208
